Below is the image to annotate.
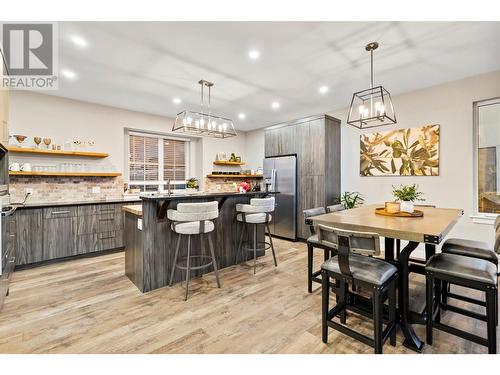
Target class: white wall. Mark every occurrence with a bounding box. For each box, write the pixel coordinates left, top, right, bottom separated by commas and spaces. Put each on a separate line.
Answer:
8, 92, 247, 189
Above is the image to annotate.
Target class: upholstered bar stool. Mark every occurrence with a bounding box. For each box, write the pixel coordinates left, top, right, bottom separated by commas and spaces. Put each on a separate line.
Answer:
320, 225, 398, 354
234, 197, 277, 274
426, 253, 498, 353
440, 221, 500, 324
304, 205, 344, 293
168, 201, 221, 301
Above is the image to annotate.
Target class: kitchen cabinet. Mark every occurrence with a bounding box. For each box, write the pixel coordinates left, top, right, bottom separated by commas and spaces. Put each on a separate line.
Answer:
43, 209, 78, 260
15, 202, 130, 266
16, 209, 43, 265
264, 114, 341, 239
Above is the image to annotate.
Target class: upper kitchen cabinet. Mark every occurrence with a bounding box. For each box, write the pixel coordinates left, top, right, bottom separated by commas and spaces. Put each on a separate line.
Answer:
264, 114, 341, 239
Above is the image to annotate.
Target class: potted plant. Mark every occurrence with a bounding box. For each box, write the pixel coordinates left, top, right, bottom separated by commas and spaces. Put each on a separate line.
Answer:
186, 178, 199, 193
392, 184, 424, 213
340, 191, 364, 209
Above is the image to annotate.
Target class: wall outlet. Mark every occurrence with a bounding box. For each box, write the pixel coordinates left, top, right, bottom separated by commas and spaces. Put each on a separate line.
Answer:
25, 188, 34, 195
92, 186, 101, 194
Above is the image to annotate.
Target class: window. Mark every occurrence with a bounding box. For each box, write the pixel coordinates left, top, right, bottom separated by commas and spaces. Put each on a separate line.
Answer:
475, 98, 500, 215
127, 131, 189, 192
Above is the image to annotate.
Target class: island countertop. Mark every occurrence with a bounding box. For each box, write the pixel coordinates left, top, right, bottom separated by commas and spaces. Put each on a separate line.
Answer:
140, 190, 279, 201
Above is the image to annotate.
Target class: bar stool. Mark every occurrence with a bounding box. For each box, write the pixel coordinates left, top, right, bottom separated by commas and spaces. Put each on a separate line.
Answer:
319, 225, 398, 354
168, 201, 220, 301
234, 197, 277, 274
304, 206, 344, 293
426, 253, 498, 353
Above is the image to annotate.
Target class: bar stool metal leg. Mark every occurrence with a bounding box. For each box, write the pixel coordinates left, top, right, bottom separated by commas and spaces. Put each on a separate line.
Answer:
486, 287, 497, 354
184, 235, 192, 301
389, 280, 397, 346
307, 243, 313, 293
169, 234, 182, 286
253, 224, 257, 274
235, 224, 246, 264
373, 287, 383, 354
266, 223, 277, 267
322, 269, 329, 343
208, 233, 221, 288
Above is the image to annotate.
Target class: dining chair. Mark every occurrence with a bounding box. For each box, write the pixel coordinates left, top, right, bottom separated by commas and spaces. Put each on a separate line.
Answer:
319, 225, 398, 354
303, 207, 329, 293
426, 252, 497, 353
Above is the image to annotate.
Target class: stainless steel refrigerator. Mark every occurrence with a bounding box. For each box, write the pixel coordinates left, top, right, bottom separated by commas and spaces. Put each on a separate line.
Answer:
263, 155, 297, 240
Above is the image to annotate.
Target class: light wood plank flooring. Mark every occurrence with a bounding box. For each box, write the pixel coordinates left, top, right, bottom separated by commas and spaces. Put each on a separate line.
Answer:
0, 238, 496, 354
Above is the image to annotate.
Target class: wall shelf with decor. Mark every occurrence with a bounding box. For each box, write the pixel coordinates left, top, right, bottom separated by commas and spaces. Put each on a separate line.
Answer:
7, 146, 109, 158
9, 171, 121, 177
213, 160, 245, 166
206, 174, 262, 179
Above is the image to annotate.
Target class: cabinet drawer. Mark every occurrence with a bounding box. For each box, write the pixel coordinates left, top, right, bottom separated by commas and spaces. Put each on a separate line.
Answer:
77, 212, 124, 235
78, 203, 121, 216
98, 230, 124, 250
44, 206, 78, 219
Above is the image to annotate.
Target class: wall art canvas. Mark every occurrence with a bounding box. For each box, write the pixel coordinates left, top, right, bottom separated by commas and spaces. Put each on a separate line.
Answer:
360, 124, 440, 176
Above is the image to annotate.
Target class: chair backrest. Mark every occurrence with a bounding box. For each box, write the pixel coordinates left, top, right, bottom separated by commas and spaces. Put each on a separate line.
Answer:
326, 204, 345, 213
318, 225, 381, 277
303, 207, 327, 235
249, 197, 275, 213
167, 201, 218, 222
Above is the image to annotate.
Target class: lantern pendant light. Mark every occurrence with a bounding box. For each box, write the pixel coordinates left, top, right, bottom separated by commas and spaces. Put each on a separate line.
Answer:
347, 42, 396, 129
172, 79, 237, 138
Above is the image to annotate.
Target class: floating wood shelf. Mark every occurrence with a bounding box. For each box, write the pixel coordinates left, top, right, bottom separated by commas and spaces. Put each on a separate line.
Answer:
213, 161, 245, 166
9, 171, 121, 177
206, 174, 263, 179
7, 146, 109, 158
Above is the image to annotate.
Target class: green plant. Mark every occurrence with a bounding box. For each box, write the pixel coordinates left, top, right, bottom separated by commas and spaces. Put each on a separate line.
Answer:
392, 184, 424, 202
186, 178, 199, 189
340, 192, 364, 209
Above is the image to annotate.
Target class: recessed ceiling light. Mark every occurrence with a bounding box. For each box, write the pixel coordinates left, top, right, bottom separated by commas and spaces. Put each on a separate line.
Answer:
172, 98, 182, 104
61, 69, 77, 80
238, 113, 246, 120
70, 35, 88, 48
271, 101, 280, 110
319, 85, 329, 94
248, 49, 260, 60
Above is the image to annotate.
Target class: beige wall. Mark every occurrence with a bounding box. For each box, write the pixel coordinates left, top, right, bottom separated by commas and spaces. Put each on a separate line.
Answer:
8, 92, 248, 191
246, 70, 500, 248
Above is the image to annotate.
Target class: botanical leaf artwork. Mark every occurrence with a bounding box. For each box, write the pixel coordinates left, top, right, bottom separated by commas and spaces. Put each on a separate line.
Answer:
360, 124, 440, 176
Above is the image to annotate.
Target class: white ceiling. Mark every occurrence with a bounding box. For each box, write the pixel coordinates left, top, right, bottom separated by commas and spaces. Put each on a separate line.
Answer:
47, 21, 500, 131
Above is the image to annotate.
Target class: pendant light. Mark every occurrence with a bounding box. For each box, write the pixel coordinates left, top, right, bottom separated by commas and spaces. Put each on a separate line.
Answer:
347, 42, 396, 129
172, 79, 237, 138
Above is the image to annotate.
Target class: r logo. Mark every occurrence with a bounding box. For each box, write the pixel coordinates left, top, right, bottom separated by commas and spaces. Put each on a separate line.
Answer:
2, 23, 53, 76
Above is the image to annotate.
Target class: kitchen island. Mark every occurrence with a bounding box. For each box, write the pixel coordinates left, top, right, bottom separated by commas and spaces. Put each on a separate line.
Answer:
124, 191, 278, 293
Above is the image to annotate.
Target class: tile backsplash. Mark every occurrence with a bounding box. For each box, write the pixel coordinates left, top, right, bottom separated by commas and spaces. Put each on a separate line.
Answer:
9, 176, 125, 203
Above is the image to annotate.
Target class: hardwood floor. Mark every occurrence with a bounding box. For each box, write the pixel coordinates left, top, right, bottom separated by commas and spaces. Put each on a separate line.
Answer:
0, 238, 496, 354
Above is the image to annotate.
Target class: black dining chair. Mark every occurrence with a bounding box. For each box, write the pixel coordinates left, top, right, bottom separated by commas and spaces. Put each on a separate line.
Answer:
319, 225, 398, 354
304, 207, 329, 293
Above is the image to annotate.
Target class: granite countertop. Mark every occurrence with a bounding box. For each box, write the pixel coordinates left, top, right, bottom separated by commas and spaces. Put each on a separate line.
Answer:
122, 205, 142, 216
140, 191, 279, 201
15, 197, 142, 209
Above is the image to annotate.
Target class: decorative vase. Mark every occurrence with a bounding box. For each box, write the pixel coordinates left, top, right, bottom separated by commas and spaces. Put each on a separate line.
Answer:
400, 200, 414, 213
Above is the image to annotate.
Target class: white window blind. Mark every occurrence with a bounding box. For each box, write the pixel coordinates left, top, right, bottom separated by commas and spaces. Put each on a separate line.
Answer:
128, 132, 188, 192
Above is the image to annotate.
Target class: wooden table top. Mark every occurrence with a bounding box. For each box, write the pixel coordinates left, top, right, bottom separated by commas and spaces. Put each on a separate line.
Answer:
312, 204, 464, 244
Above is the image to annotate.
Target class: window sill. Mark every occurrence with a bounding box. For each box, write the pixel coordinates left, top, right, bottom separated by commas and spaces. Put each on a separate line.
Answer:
470, 214, 497, 225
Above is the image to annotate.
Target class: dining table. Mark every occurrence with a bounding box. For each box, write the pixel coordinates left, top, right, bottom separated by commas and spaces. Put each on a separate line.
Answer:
312, 203, 464, 352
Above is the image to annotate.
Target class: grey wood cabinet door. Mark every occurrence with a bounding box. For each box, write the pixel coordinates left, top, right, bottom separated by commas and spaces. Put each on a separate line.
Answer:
16, 209, 43, 265
43, 215, 77, 260
265, 128, 280, 156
